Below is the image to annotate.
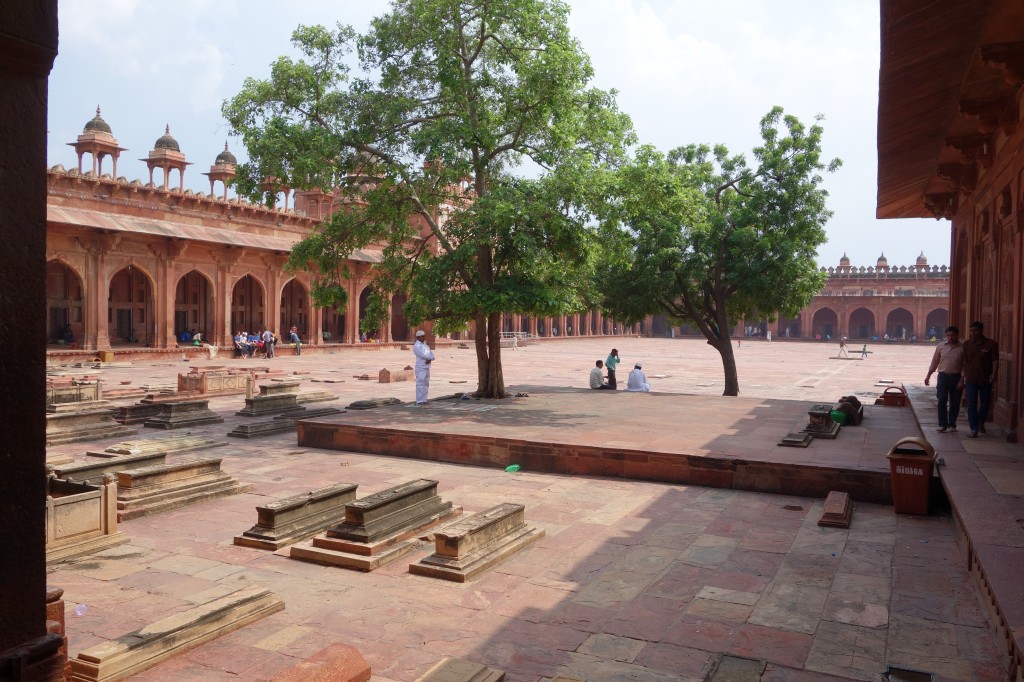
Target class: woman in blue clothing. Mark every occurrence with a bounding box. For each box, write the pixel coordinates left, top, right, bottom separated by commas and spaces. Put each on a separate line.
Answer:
605, 348, 621, 390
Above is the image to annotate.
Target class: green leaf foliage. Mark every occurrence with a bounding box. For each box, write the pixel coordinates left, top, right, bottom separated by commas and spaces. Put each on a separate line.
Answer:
597, 108, 839, 396
223, 0, 634, 397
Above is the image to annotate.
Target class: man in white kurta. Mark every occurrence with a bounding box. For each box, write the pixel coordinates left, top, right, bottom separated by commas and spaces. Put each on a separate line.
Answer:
412, 330, 436, 405
626, 364, 651, 392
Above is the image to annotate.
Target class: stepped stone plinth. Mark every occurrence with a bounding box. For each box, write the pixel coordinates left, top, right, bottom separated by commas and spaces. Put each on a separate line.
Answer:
116, 456, 252, 520
143, 399, 224, 430
114, 393, 200, 425
234, 483, 358, 550
51, 453, 167, 485
68, 586, 284, 682
46, 407, 137, 446
46, 474, 127, 564
227, 406, 343, 439
290, 479, 460, 571
236, 381, 303, 417
90, 434, 224, 458
409, 503, 544, 582
798, 403, 841, 440
177, 368, 251, 395
47, 399, 113, 413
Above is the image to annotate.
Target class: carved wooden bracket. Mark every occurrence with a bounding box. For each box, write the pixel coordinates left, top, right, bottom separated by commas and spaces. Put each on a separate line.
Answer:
944, 134, 992, 168
981, 41, 1024, 86
959, 95, 1014, 135
923, 192, 958, 219
937, 163, 978, 194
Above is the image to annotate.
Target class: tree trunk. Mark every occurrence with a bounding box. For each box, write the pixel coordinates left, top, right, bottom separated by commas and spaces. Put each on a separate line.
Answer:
716, 335, 740, 396
473, 310, 506, 398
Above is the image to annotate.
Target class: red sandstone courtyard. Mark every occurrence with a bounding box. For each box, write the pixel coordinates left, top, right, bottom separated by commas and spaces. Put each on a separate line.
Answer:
45, 338, 1023, 681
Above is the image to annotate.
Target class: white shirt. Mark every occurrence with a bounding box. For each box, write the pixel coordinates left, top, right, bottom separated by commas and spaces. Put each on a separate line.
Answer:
413, 338, 435, 370
626, 368, 650, 392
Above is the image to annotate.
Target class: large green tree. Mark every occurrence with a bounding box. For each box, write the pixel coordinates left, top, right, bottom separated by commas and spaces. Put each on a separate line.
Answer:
223, 0, 632, 398
597, 108, 840, 396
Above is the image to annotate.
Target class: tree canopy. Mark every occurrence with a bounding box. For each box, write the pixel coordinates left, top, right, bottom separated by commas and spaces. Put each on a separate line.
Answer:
223, 0, 633, 398
597, 108, 840, 396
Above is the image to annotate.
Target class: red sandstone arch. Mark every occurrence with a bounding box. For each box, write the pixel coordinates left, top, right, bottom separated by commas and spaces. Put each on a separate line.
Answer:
357, 285, 381, 340
108, 263, 155, 345
885, 307, 913, 340
280, 278, 309, 338
390, 293, 410, 341
925, 309, 949, 339
174, 270, 213, 341
230, 274, 266, 334
321, 304, 347, 343
848, 307, 876, 340
46, 259, 84, 345
811, 307, 838, 340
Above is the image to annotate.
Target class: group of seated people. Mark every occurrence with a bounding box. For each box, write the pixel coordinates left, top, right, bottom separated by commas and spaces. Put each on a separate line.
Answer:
589, 360, 650, 392
234, 330, 276, 358
178, 329, 203, 346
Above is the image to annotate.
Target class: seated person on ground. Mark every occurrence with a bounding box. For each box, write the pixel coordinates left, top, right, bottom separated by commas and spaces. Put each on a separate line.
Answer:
589, 360, 612, 390
626, 363, 651, 392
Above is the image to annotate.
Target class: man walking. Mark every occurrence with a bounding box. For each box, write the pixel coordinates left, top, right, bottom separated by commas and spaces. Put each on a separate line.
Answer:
412, 329, 435, 405
962, 321, 999, 438
925, 326, 966, 432
605, 348, 621, 390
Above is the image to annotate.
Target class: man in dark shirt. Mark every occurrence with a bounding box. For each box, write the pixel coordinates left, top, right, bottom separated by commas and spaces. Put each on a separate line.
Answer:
961, 321, 999, 438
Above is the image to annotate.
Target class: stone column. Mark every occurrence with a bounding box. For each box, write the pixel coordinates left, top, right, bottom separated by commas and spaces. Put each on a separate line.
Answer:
0, 1, 67, 677
344, 276, 359, 344
217, 262, 233, 347
157, 255, 175, 349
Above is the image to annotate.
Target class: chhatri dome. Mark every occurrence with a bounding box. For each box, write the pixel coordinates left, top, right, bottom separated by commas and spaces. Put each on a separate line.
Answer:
916, 251, 928, 268
154, 125, 181, 152
876, 252, 888, 268
214, 142, 237, 165
82, 106, 112, 135
839, 253, 850, 267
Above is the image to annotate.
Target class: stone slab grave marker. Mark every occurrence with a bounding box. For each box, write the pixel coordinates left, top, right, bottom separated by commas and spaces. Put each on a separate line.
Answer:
379, 366, 414, 383
51, 453, 167, 485
778, 431, 813, 448
235, 380, 303, 417
68, 586, 284, 682
409, 503, 544, 582
89, 434, 225, 458
234, 483, 358, 550
142, 399, 224, 430
797, 403, 841, 440
227, 406, 344, 439
116, 455, 252, 520
113, 392, 201, 425
817, 490, 853, 528
290, 479, 461, 571
45, 474, 127, 564
347, 397, 402, 410
46, 407, 137, 446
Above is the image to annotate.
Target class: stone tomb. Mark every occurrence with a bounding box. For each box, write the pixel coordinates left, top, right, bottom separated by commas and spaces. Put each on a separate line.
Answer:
177, 367, 250, 395
45, 406, 137, 446
409, 503, 544, 582
50, 453, 167, 485
236, 381, 303, 417
378, 366, 414, 383
46, 474, 127, 564
818, 490, 854, 528
116, 456, 252, 520
113, 392, 200, 425
227, 406, 344, 439
797, 403, 841, 440
234, 483, 358, 550
68, 586, 284, 682
290, 479, 461, 571
417, 658, 505, 682
142, 399, 224, 430
90, 434, 225, 458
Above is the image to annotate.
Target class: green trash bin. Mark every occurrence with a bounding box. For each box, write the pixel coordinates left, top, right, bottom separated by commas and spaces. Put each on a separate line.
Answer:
886, 437, 935, 515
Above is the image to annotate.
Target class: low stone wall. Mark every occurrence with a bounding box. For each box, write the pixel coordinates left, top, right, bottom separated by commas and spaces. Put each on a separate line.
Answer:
46, 475, 127, 564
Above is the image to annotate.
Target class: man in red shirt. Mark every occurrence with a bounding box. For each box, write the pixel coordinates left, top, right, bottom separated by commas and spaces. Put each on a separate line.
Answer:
961, 321, 999, 438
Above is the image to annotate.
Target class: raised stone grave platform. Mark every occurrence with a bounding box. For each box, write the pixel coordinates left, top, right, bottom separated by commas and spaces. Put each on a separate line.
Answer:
347, 397, 402, 410
143, 399, 224, 430
51, 453, 167, 485
227, 407, 343, 439
416, 658, 505, 682
818, 490, 853, 528
47, 380, 102, 406
295, 389, 340, 405
46, 408, 137, 446
68, 586, 284, 682
379, 366, 414, 383
116, 456, 252, 520
236, 381, 303, 417
47, 399, 113, 413
177, 368, 251, 395
90, 434, 223, 458
409, 503, 543, 582
46, 474, 127, 564
113, 392, 200, 425
234, 483, 358, 550
290, 479, 461, 571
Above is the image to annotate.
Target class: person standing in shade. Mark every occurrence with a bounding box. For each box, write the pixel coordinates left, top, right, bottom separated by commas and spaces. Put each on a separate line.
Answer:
262, 326, 275, 359
605, 348, 621, 390
925, 325, 966, 433
626, 363, 650, 392
412, 329, 436, 405
589, 360, 612, 390
961, 321, 999, 438
289, 324, 301, 355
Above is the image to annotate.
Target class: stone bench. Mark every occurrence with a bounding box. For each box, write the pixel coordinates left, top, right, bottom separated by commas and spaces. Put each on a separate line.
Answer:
46, 475, 126, 564
290, 479, 461, 571
409, 503, 544, 582
68, 586, 284, 682
234, 483, 358, 550
116, 456, 252, 520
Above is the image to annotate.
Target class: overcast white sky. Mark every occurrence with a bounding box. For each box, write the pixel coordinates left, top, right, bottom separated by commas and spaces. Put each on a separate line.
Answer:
47, 0, 949, 268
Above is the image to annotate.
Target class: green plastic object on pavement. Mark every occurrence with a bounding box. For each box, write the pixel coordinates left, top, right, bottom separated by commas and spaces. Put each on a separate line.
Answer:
505, 464, 521, 472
